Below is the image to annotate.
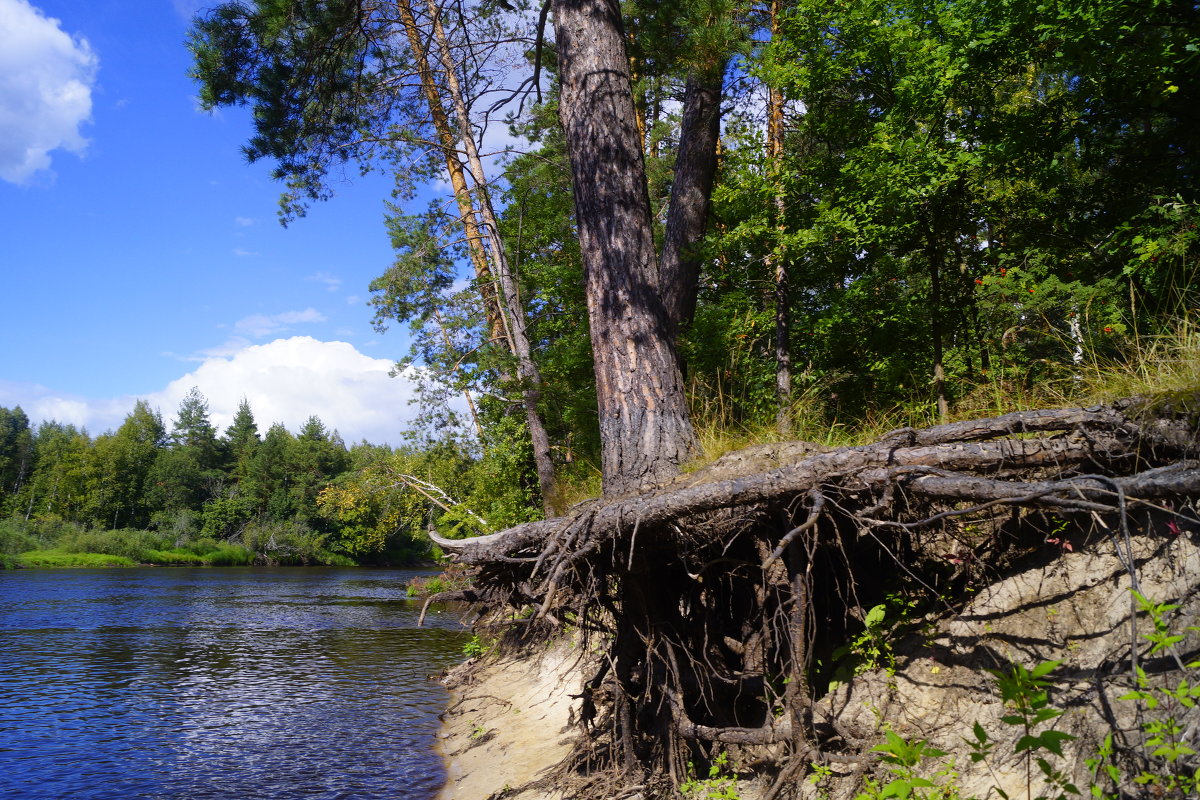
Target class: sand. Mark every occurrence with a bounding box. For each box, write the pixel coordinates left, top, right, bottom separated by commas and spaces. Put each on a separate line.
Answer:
436, 641, 584, 800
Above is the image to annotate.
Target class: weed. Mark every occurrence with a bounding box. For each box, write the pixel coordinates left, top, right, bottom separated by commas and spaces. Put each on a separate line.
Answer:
855, 729, 957, 800
462, 635, 491, 658
828, 593, 920, 690
1114, 591, 1200, 796
971, 660, 1078, 800
680, 751, 740, 799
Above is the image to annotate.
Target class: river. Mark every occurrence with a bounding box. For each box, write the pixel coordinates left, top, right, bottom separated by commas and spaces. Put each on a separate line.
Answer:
0, 567, 469, 799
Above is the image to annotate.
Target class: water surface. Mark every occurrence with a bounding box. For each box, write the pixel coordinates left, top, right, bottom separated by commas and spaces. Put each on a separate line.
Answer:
0, 567, 468, 799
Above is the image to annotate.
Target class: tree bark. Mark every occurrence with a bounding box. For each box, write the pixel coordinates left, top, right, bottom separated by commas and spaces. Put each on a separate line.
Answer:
396, 0, 508, 352
553, 0, 699, 495
659, 63, 724, 337
765, 5, 791, 436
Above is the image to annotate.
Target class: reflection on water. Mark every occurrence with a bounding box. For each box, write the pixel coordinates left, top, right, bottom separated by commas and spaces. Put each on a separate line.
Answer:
0, 568, 468, 799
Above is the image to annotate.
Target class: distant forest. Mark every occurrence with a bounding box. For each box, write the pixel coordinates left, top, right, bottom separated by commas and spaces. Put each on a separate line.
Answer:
0, 388, 480, 566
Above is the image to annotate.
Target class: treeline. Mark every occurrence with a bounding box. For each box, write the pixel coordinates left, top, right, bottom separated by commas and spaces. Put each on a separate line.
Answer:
0, 390, 462, 565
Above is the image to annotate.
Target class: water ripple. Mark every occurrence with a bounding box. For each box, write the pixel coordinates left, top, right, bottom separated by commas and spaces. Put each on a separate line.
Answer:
0, 567, 467, 799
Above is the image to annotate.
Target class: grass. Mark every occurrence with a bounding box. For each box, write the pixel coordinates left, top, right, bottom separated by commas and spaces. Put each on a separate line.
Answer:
1079, 315, 1200, 405
573, 314, 1200, 494
6, 545, 258, 569
14, 550, 138, 568
0, 517, 356, 569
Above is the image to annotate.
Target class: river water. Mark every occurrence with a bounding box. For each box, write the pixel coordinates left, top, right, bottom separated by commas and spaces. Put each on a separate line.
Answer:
0, 567, 469, 799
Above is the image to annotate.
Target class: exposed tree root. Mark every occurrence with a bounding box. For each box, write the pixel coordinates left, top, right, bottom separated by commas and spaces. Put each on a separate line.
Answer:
432, 398, 1200, 796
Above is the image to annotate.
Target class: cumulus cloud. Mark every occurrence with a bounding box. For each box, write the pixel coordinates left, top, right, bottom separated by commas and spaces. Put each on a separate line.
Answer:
1, 338, 431, 446
0, 0, 98, 184
233, 308, 326, 338
149, 337, 418, 445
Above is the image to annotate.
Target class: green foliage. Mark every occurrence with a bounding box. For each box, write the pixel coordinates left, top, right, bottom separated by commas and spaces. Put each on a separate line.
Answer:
461, 635, 492, 659
406, 563, 474, 598
828, 593, 922, 689
680, 751, 740, 800
972, 660, 1079, 800
1114, 591, 1200, 795
855, 730, 954, 800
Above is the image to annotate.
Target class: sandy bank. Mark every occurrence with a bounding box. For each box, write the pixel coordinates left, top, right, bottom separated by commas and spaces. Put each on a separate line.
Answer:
436, 641, 584, 800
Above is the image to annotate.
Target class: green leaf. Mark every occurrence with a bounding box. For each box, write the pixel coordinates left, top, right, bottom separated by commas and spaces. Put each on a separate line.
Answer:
864, 604, 887, 629
1037, 729, 1076, 756
1031, 660, 1062, 679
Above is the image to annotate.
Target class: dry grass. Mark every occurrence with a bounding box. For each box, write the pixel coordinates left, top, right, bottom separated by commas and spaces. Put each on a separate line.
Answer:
1080, 315, 1200, 404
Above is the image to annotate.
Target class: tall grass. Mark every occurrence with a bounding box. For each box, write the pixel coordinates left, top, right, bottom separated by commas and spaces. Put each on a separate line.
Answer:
683, 315, 1200, 473
1078, 315, 1200, 405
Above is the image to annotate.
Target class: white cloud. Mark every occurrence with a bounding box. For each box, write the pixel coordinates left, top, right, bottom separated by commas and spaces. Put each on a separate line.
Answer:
1, 337, 431, 446
0, 380, 133, 435
150, 337, 418, 444
306, 271, 342, 292
232, 247, 259, 257
345, 294, 361, 305
233, 308, 326, 338
170, 0, 208, 21
234, 216, 255, 227
0, 0, 98, 184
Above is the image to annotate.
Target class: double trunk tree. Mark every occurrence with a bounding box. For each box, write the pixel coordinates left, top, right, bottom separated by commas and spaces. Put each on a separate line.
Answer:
191, 0, 726, 499
553, 0, 704, 495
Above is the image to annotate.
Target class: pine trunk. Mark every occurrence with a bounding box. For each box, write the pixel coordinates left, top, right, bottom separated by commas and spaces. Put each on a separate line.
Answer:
659, 64, 724, 337
553, 0, 699, 495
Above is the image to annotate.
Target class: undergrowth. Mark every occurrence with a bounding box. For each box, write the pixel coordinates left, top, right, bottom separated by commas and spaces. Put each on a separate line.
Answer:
672, 315, 1200, 483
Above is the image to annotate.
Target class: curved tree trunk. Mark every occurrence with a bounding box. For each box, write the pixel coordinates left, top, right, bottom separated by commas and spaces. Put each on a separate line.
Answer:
397, 0, 557, 515
553, 0, 699, 495
396, 0, 507, 352
425, 0, 558, 513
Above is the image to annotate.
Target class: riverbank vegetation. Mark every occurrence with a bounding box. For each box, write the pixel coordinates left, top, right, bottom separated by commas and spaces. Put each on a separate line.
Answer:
0, 391, 485, 567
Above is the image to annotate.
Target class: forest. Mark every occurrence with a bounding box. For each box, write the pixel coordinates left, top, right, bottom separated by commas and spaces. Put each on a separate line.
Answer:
183, 0, 1196, 520
1, 0, 1194, 586
0, 390, 480, 567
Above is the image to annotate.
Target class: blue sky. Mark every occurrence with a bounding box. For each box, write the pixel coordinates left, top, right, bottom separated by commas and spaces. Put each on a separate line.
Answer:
0, 0, 429, 445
